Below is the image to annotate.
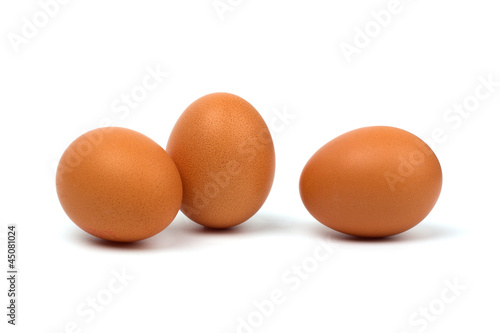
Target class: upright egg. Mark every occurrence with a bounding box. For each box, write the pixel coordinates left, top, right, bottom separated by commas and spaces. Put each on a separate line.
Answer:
167, 92, 275, 228
56, 127, 183, 242
300, 126, 442, 238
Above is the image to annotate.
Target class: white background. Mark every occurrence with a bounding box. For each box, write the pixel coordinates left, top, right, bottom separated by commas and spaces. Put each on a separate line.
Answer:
1, 0, 499, 332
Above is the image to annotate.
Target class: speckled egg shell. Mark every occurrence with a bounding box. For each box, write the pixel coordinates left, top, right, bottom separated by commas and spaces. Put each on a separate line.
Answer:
167, 93, 275, 228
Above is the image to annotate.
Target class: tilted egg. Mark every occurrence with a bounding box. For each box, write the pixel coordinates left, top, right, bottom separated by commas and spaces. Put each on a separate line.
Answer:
56, 127, 182, 242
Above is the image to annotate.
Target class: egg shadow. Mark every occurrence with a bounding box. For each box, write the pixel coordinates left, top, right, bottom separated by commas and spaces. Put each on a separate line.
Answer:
66, 215, 197, 251
71, 230, 156, 251
307, 220, 463, 244
69, 213, 460, 251
183, 213, 297, 235
71, 213, 293, 251
162, 213, 295, 241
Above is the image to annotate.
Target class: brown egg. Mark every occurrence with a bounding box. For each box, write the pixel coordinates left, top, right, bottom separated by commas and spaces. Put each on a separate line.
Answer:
300, 126, 442, 238
167, 92, 275, 228
56, 127, 182, 242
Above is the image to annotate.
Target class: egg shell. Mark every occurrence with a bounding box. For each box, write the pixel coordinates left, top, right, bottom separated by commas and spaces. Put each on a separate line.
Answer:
299, 126, 442, 238
56, 127, 183, 242
167, 92, 275, 228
